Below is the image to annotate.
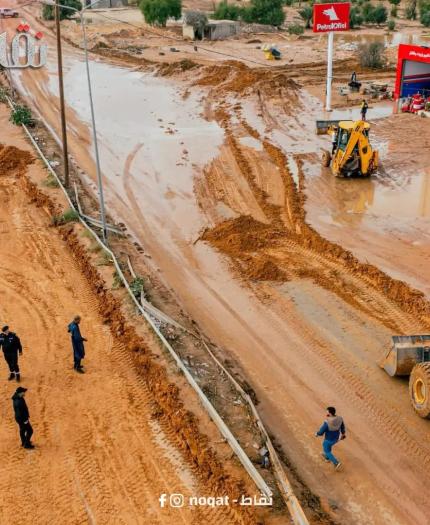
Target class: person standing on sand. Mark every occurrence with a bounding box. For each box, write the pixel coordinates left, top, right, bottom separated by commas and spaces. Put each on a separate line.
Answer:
315, 406, 346, 470
68, 315, 87, 373
12, 386, 34, 449
0, 325, 23, 382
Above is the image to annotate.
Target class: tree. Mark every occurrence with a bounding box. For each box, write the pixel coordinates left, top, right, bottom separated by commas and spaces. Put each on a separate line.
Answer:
244, 0, 286, 26
405, 0, 417, 19
420, 0, 430, 22
362, 2, 387, 23
183, 10, 208, 36
388, 0, 400, 4
359, 42, 385, 68
387, 18, 395, 29
42, 0, 81, 20
350, 6, 363, 27
139, 0, 182, 27
390, 5, 398, 17
213, 0, 241, 20
372, 4, 387, 23
299, 5, 313, 28
361, 1, 374, 21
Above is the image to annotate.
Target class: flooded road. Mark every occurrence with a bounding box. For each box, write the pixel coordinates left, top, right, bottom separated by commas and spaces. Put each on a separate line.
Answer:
5, 9, 430, 525
241, 91, 430, 297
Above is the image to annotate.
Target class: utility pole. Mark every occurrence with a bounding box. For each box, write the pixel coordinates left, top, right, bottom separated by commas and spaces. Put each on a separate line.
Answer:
55, 0, 70, 188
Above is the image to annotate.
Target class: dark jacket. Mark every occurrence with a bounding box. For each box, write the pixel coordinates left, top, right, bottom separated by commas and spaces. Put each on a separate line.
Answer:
68, 322, 85, 359
317, 416, 345, 443
12, 393, 29, 424
0, 332, 22, 355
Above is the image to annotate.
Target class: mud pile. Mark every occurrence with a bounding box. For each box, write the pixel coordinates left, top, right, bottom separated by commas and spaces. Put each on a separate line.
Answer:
157, 59, 199, 76
245, 256, 288, 282
0, 144, 33, 176
202, 108, 430, 328
194, 60, 299, 95
201, 215, 284, 254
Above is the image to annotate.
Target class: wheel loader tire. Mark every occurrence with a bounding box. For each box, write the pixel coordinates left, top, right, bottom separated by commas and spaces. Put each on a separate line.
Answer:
409, 362, 430, 418
322, 150, 331, 168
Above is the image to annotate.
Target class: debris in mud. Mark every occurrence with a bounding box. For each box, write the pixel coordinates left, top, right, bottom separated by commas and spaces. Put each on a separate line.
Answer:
157, 59, 199, 76
0, 144, 33, 176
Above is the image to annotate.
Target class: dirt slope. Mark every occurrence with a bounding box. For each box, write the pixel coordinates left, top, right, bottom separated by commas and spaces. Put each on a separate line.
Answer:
0, 117, 260, 525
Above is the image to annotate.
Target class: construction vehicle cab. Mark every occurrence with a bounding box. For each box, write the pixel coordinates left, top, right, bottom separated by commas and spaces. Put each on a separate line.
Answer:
381, 335, 430, 418
321, 120, 378, 178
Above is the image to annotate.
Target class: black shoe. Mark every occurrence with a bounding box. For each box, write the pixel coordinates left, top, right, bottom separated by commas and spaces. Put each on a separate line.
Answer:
15, 374, 20, 382
75, 367, 85, 374
24, 443, 35, 450
8, 373, 15, 381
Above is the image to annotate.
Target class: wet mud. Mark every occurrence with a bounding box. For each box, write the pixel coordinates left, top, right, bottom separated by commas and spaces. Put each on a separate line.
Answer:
201, 107, 430, 329
5, 143, 259, 525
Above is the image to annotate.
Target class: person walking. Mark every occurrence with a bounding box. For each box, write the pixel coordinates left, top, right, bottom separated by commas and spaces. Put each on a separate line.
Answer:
68, 315, 87, 373
360, 99, 369, 121
316, 406, 346, 470
0, 325, 23, 382
12, 386, 34, 449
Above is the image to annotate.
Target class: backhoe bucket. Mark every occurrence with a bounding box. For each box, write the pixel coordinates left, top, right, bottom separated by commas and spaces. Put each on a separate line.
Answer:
316, 120, 340, 135
381, 335, 430, 377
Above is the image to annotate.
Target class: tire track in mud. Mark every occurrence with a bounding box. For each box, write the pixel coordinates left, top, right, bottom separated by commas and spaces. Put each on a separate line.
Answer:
255, 282, 430, 474
201, 111, 430, 335
269, 240, 423, 335
197, 102, 430, 519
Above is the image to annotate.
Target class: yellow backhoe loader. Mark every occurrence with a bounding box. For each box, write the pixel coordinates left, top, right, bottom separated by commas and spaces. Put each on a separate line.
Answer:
381, 335, 430, 418
318, 120, 378, 178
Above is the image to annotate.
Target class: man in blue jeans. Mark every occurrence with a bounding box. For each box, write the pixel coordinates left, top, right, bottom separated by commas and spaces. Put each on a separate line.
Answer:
316, 406, 346, 470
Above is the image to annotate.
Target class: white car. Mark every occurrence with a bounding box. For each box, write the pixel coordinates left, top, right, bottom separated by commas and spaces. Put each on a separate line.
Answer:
0, 8, 19, 17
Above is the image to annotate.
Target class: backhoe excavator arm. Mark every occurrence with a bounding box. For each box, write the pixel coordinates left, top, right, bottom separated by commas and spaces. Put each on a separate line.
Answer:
337, 120, 366, 171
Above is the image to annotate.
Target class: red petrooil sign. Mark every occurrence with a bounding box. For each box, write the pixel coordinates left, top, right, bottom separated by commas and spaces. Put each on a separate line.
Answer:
313, 2, 350, 33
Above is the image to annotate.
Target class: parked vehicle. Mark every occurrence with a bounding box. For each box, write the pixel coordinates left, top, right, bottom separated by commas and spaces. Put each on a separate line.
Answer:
0, 8, 19, 17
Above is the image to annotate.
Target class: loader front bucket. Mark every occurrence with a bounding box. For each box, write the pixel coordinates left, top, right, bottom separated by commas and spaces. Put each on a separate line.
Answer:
381, 335, 430, 377
316, 120, 340, 135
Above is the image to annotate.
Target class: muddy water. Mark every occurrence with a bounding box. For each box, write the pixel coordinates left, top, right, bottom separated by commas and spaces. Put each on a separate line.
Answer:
14, 54, 224, 248
243, 90, 430, 296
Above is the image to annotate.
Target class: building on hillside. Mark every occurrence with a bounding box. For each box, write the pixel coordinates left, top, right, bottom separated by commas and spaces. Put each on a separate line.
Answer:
183, 19, 240, 41
84, 0, 127, 7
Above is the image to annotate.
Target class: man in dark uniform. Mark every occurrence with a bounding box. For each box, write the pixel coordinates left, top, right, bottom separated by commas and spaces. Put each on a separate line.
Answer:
12, 386, 34, 449
68, 315, 87, 373
360, 99, 369, 121
0, 326, 23, 381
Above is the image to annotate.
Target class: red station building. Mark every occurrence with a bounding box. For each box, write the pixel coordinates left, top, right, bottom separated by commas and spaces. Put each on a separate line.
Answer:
394, 43, 430, 99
